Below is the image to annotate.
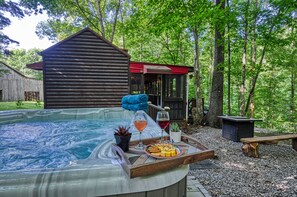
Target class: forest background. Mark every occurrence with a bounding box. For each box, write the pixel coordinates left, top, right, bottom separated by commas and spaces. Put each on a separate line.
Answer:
1, 0, 296, 132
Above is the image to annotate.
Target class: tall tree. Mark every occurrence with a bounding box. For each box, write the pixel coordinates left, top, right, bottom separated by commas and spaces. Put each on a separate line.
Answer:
207, 0, 225, 128
289, 27, 296, 119
249, 0, 258, 118
226, 0, 231, 115
0, 0, 25, 56
192, 25, 204, 125
240, 0, 250, 116
244, 2, 291, 116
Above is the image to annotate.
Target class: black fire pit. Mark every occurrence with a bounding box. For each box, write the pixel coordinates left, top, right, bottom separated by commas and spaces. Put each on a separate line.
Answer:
218, 116, 262, 142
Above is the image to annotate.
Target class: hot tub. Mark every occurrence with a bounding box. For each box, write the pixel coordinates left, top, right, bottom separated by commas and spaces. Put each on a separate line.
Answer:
0, 108, 188, 197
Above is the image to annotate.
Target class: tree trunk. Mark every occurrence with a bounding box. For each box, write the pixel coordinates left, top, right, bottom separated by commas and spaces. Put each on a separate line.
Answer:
208, 26, 214, 101
240, 0, 250, 116
96, 0, 105, 38
120, 9, 125, 48
291, 65, 295, 113
207, 0, 225, 128
192, 26, 203, 125
290, 27, 295, 117
244, 8, 282, 115
227, 0, 231, 115
248, 0, 258, 118
110, 0, 121, 43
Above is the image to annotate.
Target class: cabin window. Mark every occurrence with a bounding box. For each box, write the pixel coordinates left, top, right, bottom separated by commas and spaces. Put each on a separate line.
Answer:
0, 90, 2, 101
130, 74, 142, 94
165, 75, 183, 99
24, 91, 40, 101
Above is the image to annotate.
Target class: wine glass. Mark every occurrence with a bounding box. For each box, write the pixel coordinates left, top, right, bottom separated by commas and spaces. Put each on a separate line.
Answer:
156, 111, 170, 142
133, 110, 148, 150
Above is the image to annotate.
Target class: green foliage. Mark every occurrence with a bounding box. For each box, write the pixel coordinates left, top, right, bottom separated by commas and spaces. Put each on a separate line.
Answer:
0, 68, 9, 77
35, 100, 42, 107
170, 122, 180, 132
0, 101, 44, 111
3, 48, 43, 79
15, 100, 24, 107
114, 125, 131, 136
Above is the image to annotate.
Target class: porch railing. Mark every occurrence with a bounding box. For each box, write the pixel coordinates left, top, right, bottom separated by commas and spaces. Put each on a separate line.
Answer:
147, 101, 170, 121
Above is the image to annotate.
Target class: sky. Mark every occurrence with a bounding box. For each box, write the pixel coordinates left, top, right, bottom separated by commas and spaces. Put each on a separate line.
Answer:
2, 13, 54, 50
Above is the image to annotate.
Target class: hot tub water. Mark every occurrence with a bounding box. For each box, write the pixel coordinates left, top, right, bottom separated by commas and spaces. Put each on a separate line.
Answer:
0, 119, 130, 172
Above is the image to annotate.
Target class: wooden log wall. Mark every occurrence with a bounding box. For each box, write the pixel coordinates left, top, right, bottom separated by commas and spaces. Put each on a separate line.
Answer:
42, 29, 130, 109
0, 62, 43, 101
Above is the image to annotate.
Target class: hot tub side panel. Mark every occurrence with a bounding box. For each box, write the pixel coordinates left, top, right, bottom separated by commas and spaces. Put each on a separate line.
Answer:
105, 176, 187, 197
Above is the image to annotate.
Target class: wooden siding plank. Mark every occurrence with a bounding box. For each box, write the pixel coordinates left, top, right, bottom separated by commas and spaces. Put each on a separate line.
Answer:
46, 67, 128, 73
46, 80, 127, 84
53, 47, 125, 53
46, 105, 123, 108
45, 61, 129, 67
45, 85, 128, 88
46, 95, 124, 99
45, 72, 127, 76
45, 68, 128, 73
44, 54, 128, 59
46, 98, 122, 102
49, 43, 114, 50
46, 102, 122, 106
45, 102, 122, 105
45, 51, 127, 57
46, 76, 127, 80
45, 92, 126, 96
48, 42, 116, 49
48, 75, 127, 81
44, 89, 128, 92
44, 57, 128, 63
54, 47, 125, 54
45, 72, 127, 77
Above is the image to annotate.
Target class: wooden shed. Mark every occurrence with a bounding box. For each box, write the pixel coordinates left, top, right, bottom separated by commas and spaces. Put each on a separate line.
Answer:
37, 28, 130, 109
130, 62, 193, 121
0, 62, 43, 101
27, 28, 193, 122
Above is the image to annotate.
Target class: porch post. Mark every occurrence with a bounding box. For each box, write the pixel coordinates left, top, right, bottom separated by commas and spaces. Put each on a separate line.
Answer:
186, 75, 189, 122
141, 74, 145, 94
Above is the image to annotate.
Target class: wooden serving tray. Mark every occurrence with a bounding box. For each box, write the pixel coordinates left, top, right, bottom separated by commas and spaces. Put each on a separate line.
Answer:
111, 134, 215, 178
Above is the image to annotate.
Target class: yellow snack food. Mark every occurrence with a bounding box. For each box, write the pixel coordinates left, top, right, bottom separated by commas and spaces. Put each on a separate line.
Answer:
170, 150, 176, 156
147, 143, 179, 158
165, 152, 171, 157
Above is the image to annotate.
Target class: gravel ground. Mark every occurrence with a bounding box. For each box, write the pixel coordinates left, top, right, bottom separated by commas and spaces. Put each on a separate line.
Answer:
186, 126, 297, 197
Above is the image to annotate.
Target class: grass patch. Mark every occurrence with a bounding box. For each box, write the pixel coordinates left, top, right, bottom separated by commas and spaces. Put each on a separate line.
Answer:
0, 101, 44, 111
